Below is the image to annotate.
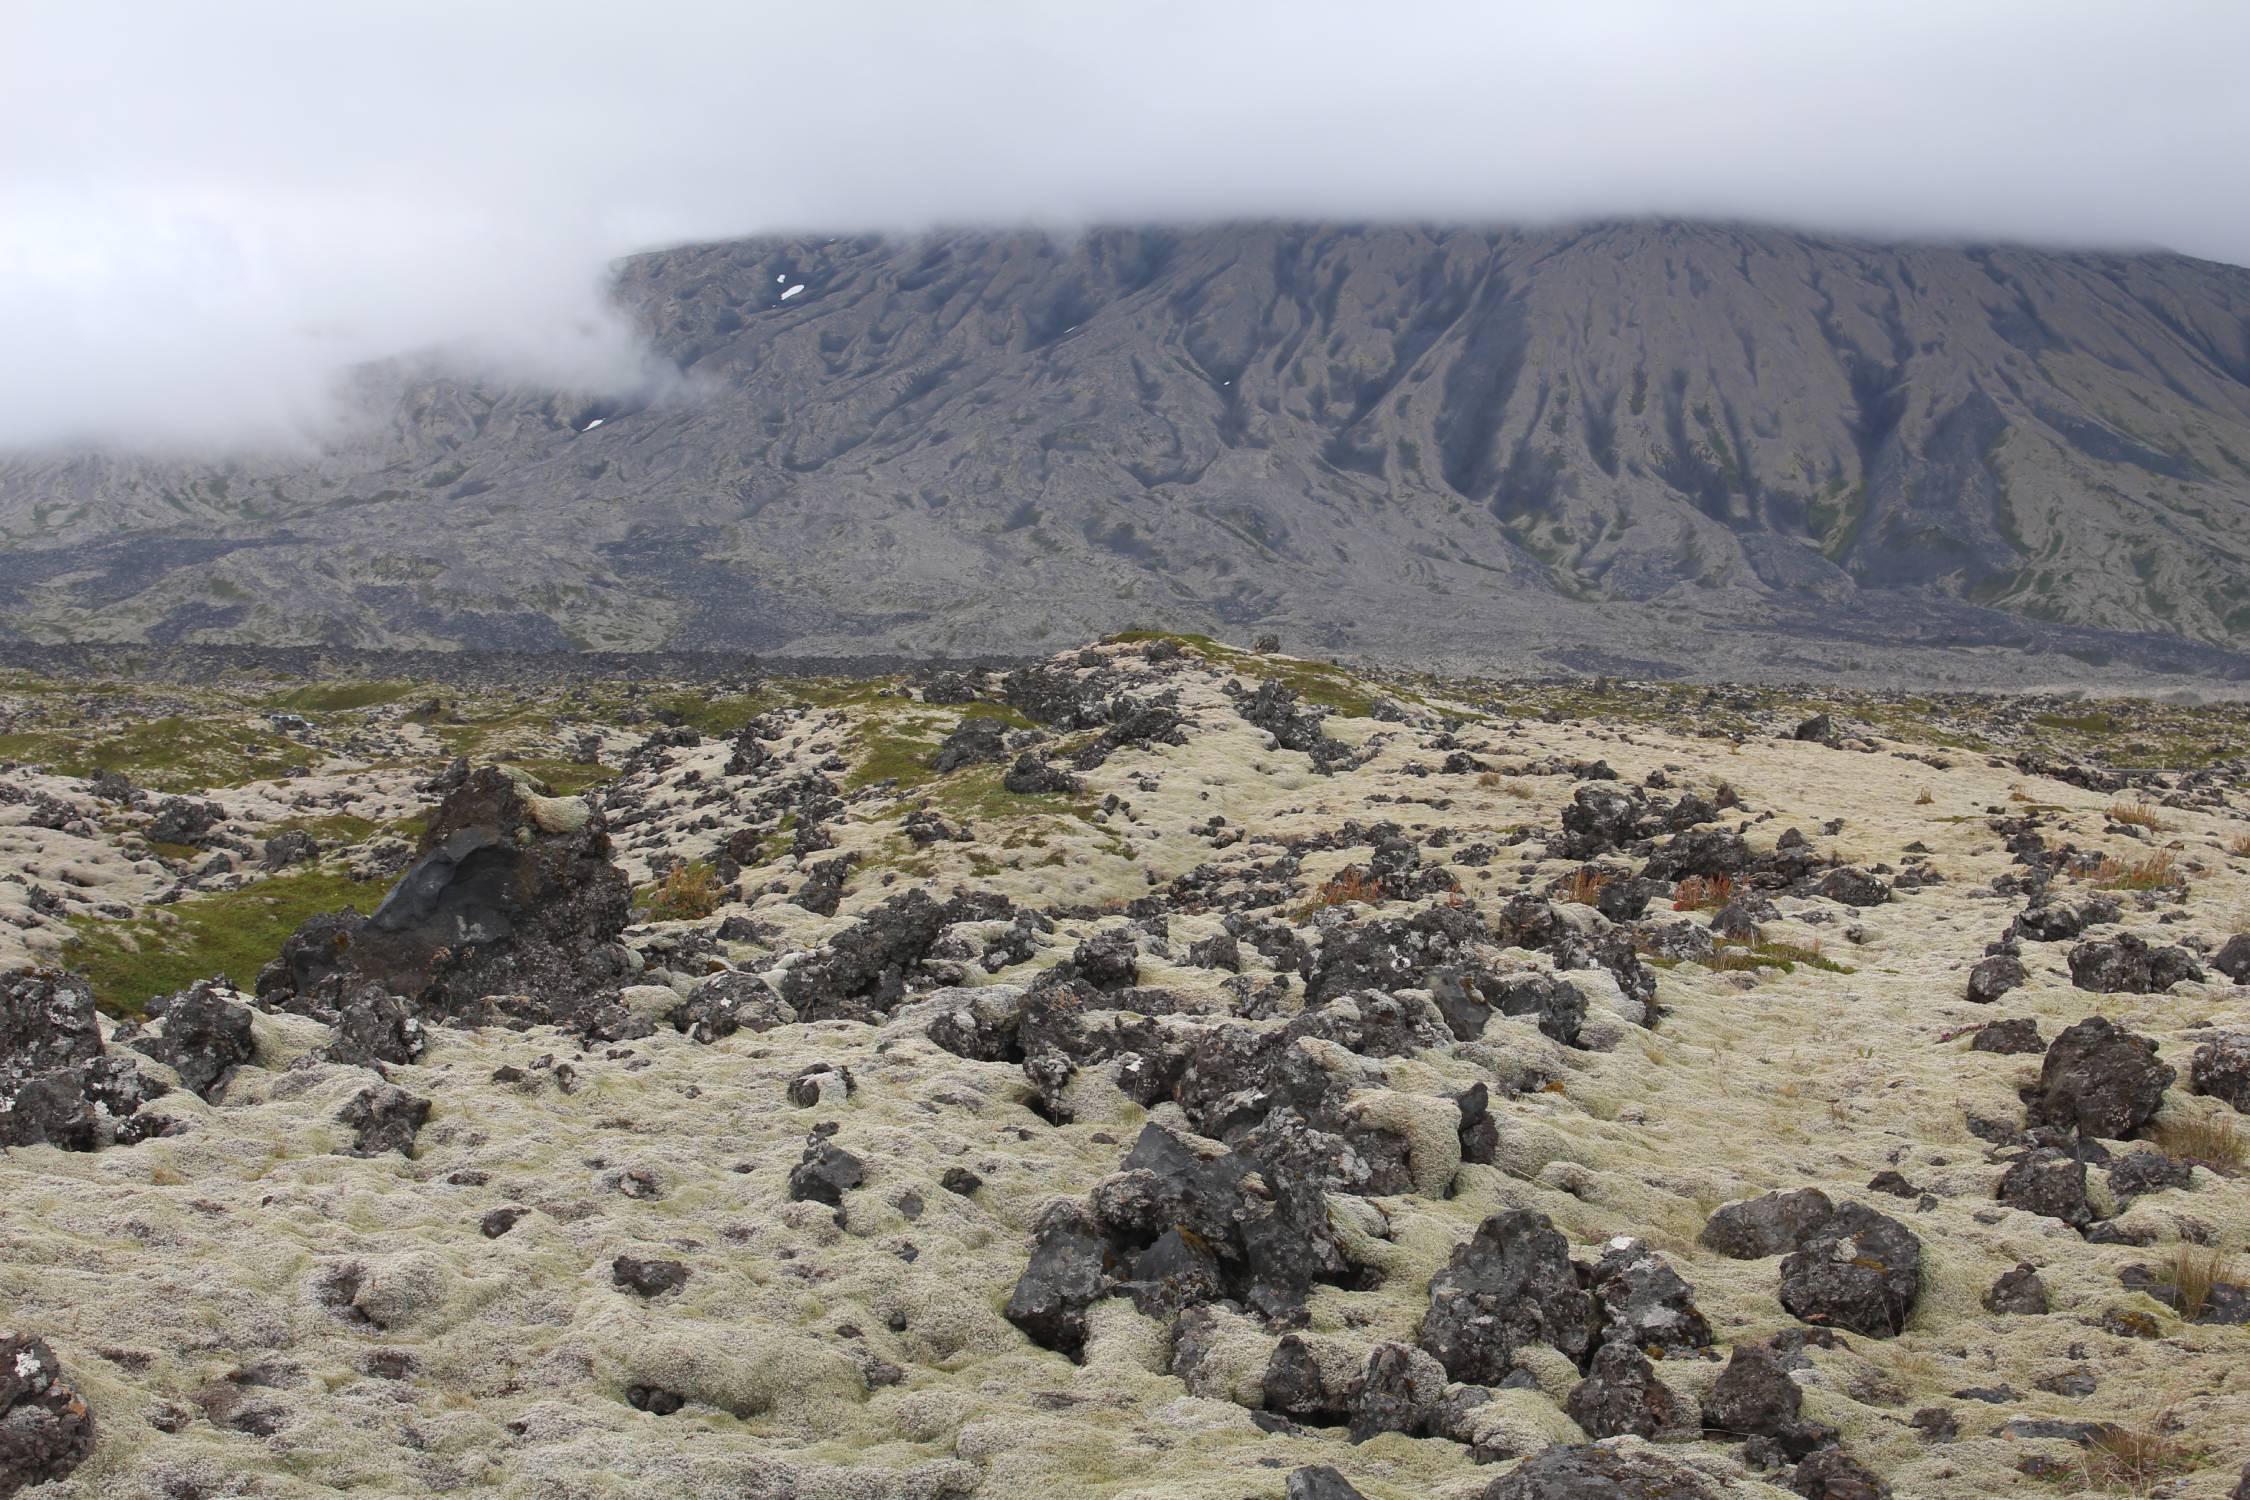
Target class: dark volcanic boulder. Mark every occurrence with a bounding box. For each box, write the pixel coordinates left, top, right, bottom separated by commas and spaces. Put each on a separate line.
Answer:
669, 971, 788, 1043
0, 969, 102, 1075
1261, 1333, 1347, 1425
0, 1075, 101, 1153
1418, 1210, 1591, 1383
1641, 826, 1750, 884
1303, 905, 1484, 1005
1002, 752, 1083, 796
612, 1256, 689, 1298
259, 767, 630, 1023
1, 970, 168, 1152
1003, 1203, 1116, 1358
1703, 1341, 1835, 1458
2106, 1149, 2192, 1204
1488, 972, 1587, 1047
1584, 1236, 1711, 1352
1090, 1123, 1349, 1321
1479, 1442, 1720, 1500
1965, 955, 2026, 1004
791, 856, 852, 916
1286, 1469, 1368, 1500
2066, 933, 2204, 995
1791, 1448, 1893, 1500
335, 1084, 430, 1158
1700, 1188, 1836, 1260
1001, 663, 1114, 730
1996, 1148, 2091, 1228
1970, 1017, 2044, 1055
128, 981, 256, 1099
1069, 929, 1141, 992
1554, 784, 1651, 860
1983, 1262, 2048, 1314
2014, 896, 2120, 943
0, 1333, 95, 1495
1071, 698, 1189, 769
932, 716, 1010, 773
1565, 1342, 1684, 1439
1235, 681, 1346, 771
260, 827, 320, 871
317, 982, 426, 1068
2216, 934, 2250, 984
1778, 1202, 1921, 1338
1813, 867, 1890, 907
149, 797, 223, 847
2024, 1016, 2174, 1139
1345, 1341, 1446, 1442
2190, 1032, 2250, 1112
779, 888, 1009, 1016
788, 1138, 865, 1206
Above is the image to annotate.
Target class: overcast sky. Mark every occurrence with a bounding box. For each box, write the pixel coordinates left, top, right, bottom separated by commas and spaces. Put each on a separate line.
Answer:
5, 0, 2246, 452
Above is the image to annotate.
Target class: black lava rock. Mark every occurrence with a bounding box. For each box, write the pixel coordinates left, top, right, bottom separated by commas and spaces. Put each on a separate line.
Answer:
1777, 1202, 1921, 1338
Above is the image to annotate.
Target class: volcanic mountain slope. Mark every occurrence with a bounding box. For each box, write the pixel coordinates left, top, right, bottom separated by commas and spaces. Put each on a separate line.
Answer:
3, 638, 2250, 1498
5, 222, 2250, 681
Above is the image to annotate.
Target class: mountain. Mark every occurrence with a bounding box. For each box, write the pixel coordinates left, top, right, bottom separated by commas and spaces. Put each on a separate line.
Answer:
6, 220, 2250, 682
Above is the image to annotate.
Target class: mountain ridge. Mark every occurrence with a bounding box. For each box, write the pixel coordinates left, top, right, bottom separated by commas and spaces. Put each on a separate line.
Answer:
5, 219, 2250, 683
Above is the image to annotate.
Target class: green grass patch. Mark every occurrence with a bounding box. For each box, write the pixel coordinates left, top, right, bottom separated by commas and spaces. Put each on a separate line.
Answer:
645, 691, 768, 736
918, 763, 1085, 826
65, 865, 392, 1014
0, 717, 315, 792
844, 703, 1038, 792
257, 812, 381, 845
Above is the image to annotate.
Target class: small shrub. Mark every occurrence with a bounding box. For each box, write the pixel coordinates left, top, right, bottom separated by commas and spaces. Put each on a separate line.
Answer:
645, 862, 722, 922
2077, 1412, 2200, 1495
2226, 832, 2250, 857
2169, 1245, 2237, 1322
2107, 800, 2169, 831
1311, 867, 1383, 907
2155, 1112, 2245, 1172
1559, 867, 1612, 906
1476, 770, 1501, 789
2091, 849, 2177, 891
1913, 786, 1934, 806
1673, 873, 1734, 911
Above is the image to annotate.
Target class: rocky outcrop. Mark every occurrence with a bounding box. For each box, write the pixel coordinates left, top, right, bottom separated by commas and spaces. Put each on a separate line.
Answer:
0, 1334, 94, 1497
2023, 1017, 2175, 1139
1418, 1210, 1590, 1382
1, 970, 168, 1151
2066, 934, 2204, 995
127, 981, 256, 1099
258, 766, 631, 1024
1777, 1203, 1922, 1338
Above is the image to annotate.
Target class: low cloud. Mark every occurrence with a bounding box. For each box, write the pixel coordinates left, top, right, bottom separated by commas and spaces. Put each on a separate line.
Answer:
5, 0, 2245, 451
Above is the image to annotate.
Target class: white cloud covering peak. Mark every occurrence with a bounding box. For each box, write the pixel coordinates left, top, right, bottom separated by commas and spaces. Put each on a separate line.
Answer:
5, 0, 2246, 450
